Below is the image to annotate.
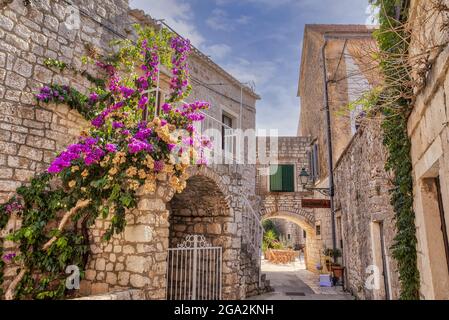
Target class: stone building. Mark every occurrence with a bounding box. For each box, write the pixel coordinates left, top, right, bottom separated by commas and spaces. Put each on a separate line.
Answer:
297, 24, 400, 299
271, 219, 304, 249
406, 0, 449, 300
0, 0, 265, 300
256, 136, 323, 272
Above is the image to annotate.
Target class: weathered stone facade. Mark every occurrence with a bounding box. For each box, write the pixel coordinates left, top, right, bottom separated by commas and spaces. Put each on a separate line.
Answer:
272, 219, 304, 248
407, 0, 449, 300
333, 119, 400, 300
256, 136, 324, 272
296, 25, 402, 299
81, 165, 259, 299
0, 0, 263, 300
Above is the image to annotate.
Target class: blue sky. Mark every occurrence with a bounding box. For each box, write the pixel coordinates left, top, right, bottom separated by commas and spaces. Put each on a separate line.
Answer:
130, 0, 373, 136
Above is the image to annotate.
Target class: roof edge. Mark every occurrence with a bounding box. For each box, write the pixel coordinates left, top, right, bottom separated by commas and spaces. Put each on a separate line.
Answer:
128, 9, 261, 100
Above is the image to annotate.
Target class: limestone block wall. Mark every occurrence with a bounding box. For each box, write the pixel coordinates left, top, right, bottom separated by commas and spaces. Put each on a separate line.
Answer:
0, 0, 126, 203
81, 183, 174, 299
406, 0, 449, 300
168, 174, 241, 300
80, 165, 261, 300
256, 136, 326, 273
333, 119, 400, 300
272, 219, 304, 248
256, 136, 311, 195
0, 0, 262, 300
298, 25, 377, 178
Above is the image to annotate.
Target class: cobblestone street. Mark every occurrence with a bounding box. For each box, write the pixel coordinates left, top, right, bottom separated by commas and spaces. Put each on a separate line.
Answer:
248, 257, 353, 300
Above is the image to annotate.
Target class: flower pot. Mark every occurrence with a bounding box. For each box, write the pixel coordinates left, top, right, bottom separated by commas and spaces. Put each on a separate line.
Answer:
331, 265, 344, 278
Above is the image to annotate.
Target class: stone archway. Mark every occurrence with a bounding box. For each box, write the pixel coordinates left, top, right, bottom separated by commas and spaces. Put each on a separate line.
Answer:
167, 171, 241, 300
262, 210, 321, 273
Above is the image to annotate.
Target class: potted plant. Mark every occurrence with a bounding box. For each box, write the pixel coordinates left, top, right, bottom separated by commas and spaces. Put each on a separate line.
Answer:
322, 248, 342, 270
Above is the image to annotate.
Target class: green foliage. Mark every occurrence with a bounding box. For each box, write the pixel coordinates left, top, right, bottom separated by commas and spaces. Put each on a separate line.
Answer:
0, 207, 8, 296
370, 0, 420, 300
1, 174, 88, 299
0, 25, 204, 300
322, 247, 342, 260
39, 84, 105, 120
262, 225, 284, 252
45, 58, 106, 89
44, 58, 67, 72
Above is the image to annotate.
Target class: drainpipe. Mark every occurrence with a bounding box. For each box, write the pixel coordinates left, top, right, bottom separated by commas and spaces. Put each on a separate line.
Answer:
321, 37, 337, 258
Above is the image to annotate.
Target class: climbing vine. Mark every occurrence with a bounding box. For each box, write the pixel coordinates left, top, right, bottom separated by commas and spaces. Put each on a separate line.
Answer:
0, 25, 211, 300
369, 0, 420, 299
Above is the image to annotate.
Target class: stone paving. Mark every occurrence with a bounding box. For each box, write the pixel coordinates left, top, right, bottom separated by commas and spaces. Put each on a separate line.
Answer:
247, 257, 353, 300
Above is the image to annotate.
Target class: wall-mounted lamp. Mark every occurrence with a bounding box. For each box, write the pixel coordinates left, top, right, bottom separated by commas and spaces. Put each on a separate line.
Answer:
299, 168, 331, 197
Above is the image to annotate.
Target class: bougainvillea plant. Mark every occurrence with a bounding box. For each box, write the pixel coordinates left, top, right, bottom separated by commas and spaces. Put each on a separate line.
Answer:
0, 25, 211, 300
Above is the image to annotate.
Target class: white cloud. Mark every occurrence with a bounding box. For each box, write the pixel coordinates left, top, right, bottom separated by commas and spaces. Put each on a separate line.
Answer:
216, 0, 295, 7
130, 0, 205, 47
206, 44, 232, 59
256, 83, 300, 136
223, 58, 277, 87
206, 8, 251, 31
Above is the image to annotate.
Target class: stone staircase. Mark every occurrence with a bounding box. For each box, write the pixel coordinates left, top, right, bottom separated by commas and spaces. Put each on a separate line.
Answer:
240, 195, 271, 294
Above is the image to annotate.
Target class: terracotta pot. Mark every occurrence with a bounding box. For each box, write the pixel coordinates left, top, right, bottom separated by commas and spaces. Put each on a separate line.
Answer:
331, 265, 344, 278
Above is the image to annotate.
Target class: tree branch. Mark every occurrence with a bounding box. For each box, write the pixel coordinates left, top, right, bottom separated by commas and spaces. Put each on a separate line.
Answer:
42, 199, 91, 251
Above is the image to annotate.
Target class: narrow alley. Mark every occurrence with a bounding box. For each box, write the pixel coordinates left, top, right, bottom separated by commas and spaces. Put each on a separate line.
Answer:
249, 258, 353, 300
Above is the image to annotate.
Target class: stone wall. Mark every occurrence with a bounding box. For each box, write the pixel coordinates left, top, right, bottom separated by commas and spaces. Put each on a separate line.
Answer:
406, 0, 449, 300
80, 182, 174, 299
168, 174, 241, 299
256, 136, 311, 194
0, 0, 261, 300
0, 1, 259, 204
272, 219, 304, 248
81, 165, 261, 300
333, 119, 400, 300
256, 136, 326, 273
298, 25, 376, 178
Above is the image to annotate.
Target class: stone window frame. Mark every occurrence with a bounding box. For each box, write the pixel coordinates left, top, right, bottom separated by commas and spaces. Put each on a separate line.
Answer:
220, 106, 238, 156
265, 161, 298, 193
315, 220, 321, 239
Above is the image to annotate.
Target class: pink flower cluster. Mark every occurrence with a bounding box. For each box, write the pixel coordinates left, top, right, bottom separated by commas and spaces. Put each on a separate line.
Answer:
179, 101, 209, 123
141, 40, 160, 85
91, 101, 125, 128
4, 201, 23, 214
170, 36, 191, 100
35, 85, 68, 103
128, 138, 153, 154
48, 137, 105, 173
2, 253, 16, 262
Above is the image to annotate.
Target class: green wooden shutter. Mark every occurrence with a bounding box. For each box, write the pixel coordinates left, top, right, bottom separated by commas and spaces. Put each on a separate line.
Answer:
282, 165, 295, 192
270, 165, 283, 191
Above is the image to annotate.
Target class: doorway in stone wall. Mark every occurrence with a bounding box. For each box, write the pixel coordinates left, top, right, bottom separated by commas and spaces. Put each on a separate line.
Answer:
258, 213, 321, 298
166, 234, 222, 299
166, 174, 237, 300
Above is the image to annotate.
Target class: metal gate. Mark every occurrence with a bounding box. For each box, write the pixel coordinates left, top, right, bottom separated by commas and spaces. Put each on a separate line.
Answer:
166, 235, 222, 300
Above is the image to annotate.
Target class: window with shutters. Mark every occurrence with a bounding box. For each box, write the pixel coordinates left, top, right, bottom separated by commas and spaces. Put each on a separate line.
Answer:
308, 143, 319, 182
269, 164, 295, 192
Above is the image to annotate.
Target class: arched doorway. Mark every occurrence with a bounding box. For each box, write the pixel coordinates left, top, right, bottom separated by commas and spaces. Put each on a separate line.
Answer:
262, 211, 320, 273
167, 173, 240, 300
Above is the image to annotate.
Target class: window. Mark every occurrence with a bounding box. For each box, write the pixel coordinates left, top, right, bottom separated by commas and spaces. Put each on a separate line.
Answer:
315, 224, 321, 236
287, 233, 291, 240
221, 114, 232, 150
303, 230, 307, 238
308, 143, 319, 182
269, 164, 295, 192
